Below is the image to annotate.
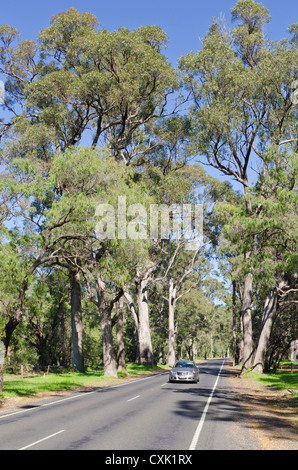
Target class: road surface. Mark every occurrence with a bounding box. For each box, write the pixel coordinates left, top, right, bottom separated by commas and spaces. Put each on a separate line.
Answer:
0, 359, 262, 450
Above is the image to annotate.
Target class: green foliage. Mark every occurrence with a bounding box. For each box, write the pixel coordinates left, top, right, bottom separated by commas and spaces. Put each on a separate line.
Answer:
179, 0, 298, 189
0, 1, 296, 380
231, 0, 271, 66
216, 148, 297, 284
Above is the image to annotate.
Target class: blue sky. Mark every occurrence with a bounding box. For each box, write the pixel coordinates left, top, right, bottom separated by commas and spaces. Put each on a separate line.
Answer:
1, 0, 297, 66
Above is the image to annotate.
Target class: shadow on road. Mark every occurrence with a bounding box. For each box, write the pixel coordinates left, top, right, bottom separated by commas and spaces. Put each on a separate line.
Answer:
165, 364, 297, 449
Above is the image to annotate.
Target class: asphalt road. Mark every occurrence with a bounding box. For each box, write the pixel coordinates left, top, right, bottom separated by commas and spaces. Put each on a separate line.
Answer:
0, 359, 262, 451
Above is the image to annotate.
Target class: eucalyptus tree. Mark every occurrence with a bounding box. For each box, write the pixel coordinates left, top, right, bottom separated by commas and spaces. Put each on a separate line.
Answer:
0, 8, 181, 373
1, 9, 179, 152
25, 9, 179, 157
179, 0, 298, 369
221, 149, 298, 372
49, 145, 164, 374
48, 146, 134, 376
0, 152, 82, 356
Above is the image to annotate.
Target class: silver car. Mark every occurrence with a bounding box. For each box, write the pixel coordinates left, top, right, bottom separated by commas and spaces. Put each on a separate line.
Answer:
169, 360, 200, 383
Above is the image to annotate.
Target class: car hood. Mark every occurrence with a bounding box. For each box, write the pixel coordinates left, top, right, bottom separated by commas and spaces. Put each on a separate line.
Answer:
171, 367, 195, 373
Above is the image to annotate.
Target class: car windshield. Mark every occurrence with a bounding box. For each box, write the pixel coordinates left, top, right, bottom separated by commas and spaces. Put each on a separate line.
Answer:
174, 361, 194, 368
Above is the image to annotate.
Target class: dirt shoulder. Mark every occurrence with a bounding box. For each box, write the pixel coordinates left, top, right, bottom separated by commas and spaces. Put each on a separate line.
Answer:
225, 361, 298, 450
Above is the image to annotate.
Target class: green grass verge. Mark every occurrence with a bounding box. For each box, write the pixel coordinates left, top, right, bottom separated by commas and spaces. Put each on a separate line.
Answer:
243, 369, 298, 391
0, 363, 168, 400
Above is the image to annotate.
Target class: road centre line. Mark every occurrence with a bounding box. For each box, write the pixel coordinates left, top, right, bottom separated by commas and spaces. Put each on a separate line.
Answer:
19, 430, 65, 450
127, 395, 140, 402
189, 360, 225, 451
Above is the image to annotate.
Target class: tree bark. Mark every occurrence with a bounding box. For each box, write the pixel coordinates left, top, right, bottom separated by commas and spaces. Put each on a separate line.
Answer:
123, 291, 140, 361
70, 269, 85, 372
167, 278, 176, 366
232, 280, 237, 366
252, 276, 288, 373
124, 264, 156, 366
240, 271, 254, 371
136, 277, 155, 365
239, 311, 244, 364
0, 367, 3, 394
115, 297, 126, 371
96, 276, 118, 378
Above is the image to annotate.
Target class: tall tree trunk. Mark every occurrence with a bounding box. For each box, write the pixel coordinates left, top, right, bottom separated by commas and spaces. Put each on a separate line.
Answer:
204, 336, 208, 360
210, 332, 214, 359
136, 277, 155, 365
61, 308, 68, 366
116, 297, 126, 371
240, 271, 254, 371
192, 342, 198, 362
167, 278, 176, 366
96, 276, 118, 378
0, 368, 3, 393
0, 342, 4, 393
252, 276, 288, 373
232, 280, 237, 366
123, 290, 139, 361
252, 287, 277, 373
101, 302, 118, 377
239, 311, 244, 364
124, 269, 156, 366
70, 269, 85, 372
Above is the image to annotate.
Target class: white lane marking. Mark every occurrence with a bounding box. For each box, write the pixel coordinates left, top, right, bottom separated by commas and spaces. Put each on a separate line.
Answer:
189, 361, 225, 451
0, 392, 95, 419
127, 395, 140, 402
19, 430, 65, 450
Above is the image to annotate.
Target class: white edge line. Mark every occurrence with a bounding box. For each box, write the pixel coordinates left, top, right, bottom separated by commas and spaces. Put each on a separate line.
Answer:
0, 392, 94, 419
189, 360, 225, 451
0, 372, 168, 420
19, 429, 65, 450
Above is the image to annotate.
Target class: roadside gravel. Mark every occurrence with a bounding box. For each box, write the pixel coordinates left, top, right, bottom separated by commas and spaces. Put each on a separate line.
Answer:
225, 362, 298, 450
